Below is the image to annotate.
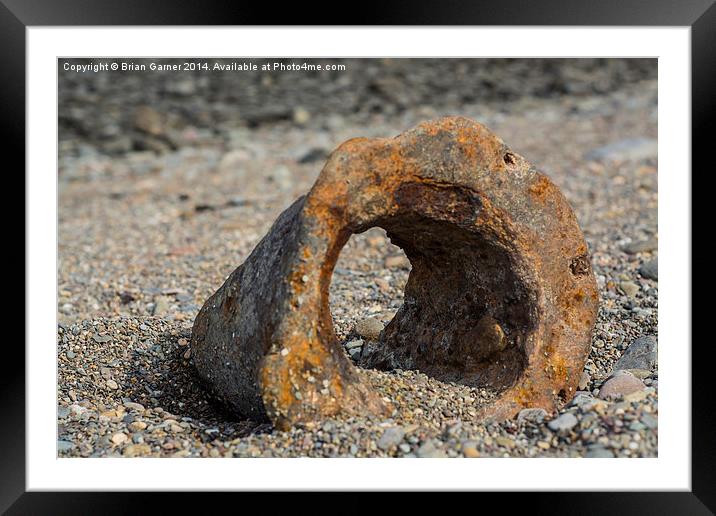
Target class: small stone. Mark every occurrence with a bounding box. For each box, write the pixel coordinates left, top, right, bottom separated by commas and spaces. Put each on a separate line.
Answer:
619, 281, 640, 298
398, 443, 411, 454
495, 436, 515, 449
65, 350, 76, 359
641, 414, 658, 430
123, 401, 145, 412
111, 432, 128, 445
623, 388, 651, 403
517, 408, 547, 424
570, 391, 595, 407
614, 336, 657, 371
417, 440, 446, 458
345, 339, 363, 350
123, 443, 151, 457
57, 440, 74, 452
639, 258, 658, 280
622, 238, 657, 255
58, 406, 71, 419
129, 421, 147, 432
355, 318, 384, 341
106, 379, 119, 390
348, 347, 361, 361
462, 441, 480, 458
92, 334, 111, 343
377, 426, 405, 450
598, 371, 646, 400
585, 446, 614, 458
547, 412, 579, 432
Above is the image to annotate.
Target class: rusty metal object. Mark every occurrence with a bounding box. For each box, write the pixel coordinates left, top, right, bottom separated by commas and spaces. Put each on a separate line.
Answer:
191, 116, 598, 430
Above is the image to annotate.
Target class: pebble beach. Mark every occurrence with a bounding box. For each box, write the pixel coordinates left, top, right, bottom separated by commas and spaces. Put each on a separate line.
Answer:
57, 58, 658, 458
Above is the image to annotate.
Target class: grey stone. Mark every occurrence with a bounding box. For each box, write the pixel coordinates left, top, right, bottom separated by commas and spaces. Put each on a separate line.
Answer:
570, 391, 595, 407
65, 350, 76, 359
585, 446, 614, 458
641, 414, 658, 430
517, 407, 547, 424
614, 336, 657, 371
377, 426, 405, 450
57, 406, 70, 419
345, 339, 364, 350
57, 440, 75, 452
622, 238, 657, 255
547, 412, 579, 432
639, 259, 658, 280
417, 440, 447, 458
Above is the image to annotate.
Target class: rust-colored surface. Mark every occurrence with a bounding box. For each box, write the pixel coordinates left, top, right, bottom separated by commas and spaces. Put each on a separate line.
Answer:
190, 116, 599, 430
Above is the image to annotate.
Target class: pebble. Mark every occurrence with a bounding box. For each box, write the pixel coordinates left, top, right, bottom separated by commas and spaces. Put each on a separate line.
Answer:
621, 238, 657, 255
598, 371, 646, 400
378, 426, 405, 450
345, 339, 364, 350
417, 440, 446, 458
57, 440, 75, 452
106, 379, 119, 390
639, 259, 658, 280
462, 441, 480, 458
129, 421, 147, 432
111, 432, 128, 445
619, 281, 640, 298
547, 412, 578, 432
354, 318, 384, 341
641, 414, 658, 430
585, 446, 614, 458
614, 336, 657, 371
517, 408, 547, 424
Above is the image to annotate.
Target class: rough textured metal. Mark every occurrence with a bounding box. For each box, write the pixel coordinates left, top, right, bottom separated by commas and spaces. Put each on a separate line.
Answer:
191, 116, 599, 430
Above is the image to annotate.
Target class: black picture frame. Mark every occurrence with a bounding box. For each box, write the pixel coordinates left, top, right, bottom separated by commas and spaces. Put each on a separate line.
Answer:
4, 0, 710, 512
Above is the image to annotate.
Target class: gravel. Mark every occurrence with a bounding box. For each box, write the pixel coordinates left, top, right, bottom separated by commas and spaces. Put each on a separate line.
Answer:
57, 59, 658, 458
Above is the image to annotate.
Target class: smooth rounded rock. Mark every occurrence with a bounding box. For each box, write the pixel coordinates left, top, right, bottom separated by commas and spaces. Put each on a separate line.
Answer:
598, 371, 646, 400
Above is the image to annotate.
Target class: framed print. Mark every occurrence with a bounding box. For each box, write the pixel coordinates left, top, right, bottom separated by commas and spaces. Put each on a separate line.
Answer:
4, 0, 712, 511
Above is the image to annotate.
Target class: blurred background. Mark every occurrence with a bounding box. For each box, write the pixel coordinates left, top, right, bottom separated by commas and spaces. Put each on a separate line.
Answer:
59, 58, 656, 160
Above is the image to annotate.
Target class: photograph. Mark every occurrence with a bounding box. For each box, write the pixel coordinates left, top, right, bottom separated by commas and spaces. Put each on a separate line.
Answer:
56, 57, 659, 459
